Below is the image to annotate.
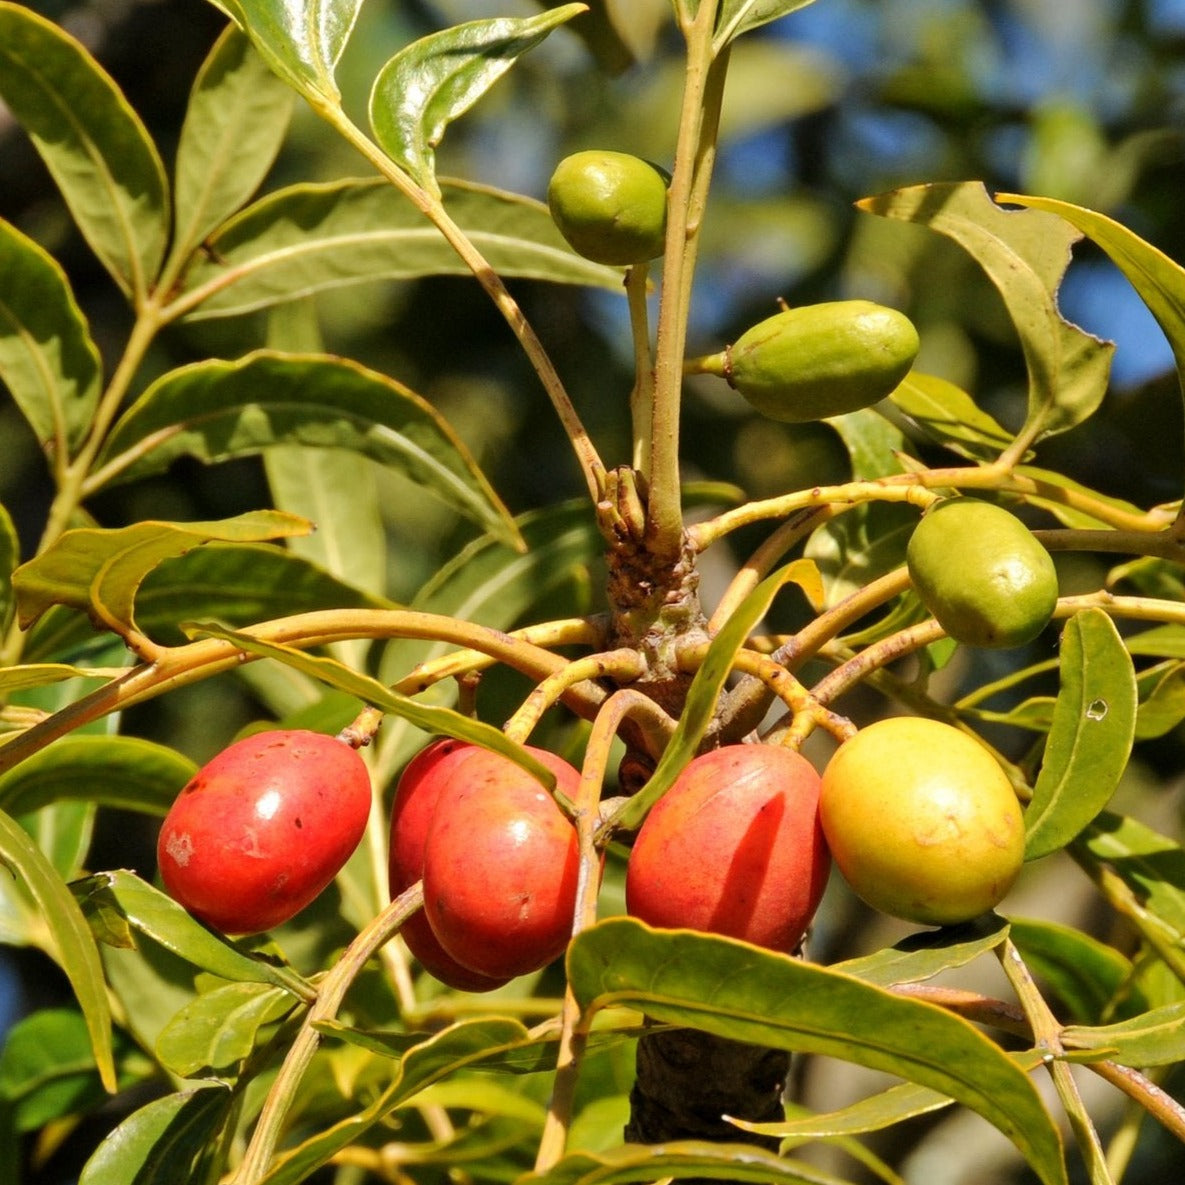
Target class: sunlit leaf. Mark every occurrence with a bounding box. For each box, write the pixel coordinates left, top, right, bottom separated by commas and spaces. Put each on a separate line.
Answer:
208, 0, 364, 101
889, 372, 1017, 461
1062, 1000, 1185, 1067
95, 352, 522, 551
0, 662, 108, 695
177, 178, 624, 320
369, 7, 586, 198
1024, 610, 1137, 861
0, 809, 115, 1091
835, 914, 1010, 986
0, 736, 194, 818
1016, 465, 1146, 529
170, 24, 293, 265
77, 1086, 232, 1185
611, 559, 823, 832
568, 918, 1066, 1185
0, 2, 168, 302
10, 511, 311, 637
0, 219, 103, 457
859, 182, 1113, 442
714, 0, 819, 51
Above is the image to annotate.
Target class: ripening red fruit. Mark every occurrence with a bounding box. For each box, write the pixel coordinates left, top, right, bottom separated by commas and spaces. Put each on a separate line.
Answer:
625, 744, 830, 953
388, 739, 510, 992
422, 745, 581, 981
157, 729, 371, 934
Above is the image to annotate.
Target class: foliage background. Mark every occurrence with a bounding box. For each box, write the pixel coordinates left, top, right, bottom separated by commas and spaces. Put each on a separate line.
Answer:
4, 0, 1185, 1181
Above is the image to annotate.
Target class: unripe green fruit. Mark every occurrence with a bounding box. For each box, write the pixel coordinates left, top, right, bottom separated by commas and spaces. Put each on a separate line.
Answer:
820, 717, 1026, 926
699, 300, 919, 423
547, 150, 668, 266
907, 498, 1058, 649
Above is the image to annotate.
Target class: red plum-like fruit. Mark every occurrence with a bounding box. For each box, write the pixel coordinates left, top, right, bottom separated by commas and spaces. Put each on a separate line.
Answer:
625, 744, 831, 952
157, 729, 371, 934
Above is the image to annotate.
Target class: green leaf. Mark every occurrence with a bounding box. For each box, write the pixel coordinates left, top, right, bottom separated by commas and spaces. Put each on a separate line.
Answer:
1009, 917, 1144, 1024
858, 182, 1113, 442
1015, 465, 1146, 529
835, 914, 1010, 987
73, 869, 312, 996
370, 7, 586, 197
1024, 610, 1137, 861
1061, 1000, 1185, 1068
0, 735, 194, 817
78, 1086, 232, 1185
567, 918, 1067, 1185
0, 2, 168, 302
170, 24, 293, 267
177, 178, 624, 320
0, 663, 110, 694
714, 0, 820, 51
208, 0, 363, 101
0, 808, 115, 1091
889, 372, 1017, 461
156, 981, 297, 1079
1134, 660, 1185, 739
806, 502, 916, 605
95, 351, 522, 551
525, 1142, 855, 1185
0, 219, 103, 456
995, 192, 1185, 404
10, 510, 311, 636
611, 559, 824, 832
0, 502, 18, 631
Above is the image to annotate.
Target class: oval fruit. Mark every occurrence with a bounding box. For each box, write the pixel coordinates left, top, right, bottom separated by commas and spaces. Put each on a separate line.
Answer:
819, 717, 1025, 926
907, 498, 1058, 649
157, 729, 371, 935
625, 745, 830, 953
388, 739, 510, 992
547, 149, 668, 266
705, 300, 919, 423
422, 746, 581, 980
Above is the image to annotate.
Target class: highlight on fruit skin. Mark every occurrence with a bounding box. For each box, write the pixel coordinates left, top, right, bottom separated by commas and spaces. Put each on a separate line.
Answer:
819, 716, 1026, 927
157, 729, 372, 935
546, 149, 669, 266
906, 496, 1059, 649
686, 299, 919, 423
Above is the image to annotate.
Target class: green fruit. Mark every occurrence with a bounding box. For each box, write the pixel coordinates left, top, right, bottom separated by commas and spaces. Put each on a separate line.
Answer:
819, 717, 1026, 926
547, 150, 668, 266
708, 300, 919, 423
907, 498, 1058, 649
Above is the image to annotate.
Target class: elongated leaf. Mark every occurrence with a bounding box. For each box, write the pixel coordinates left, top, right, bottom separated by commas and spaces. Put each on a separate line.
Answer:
208, 0, 363, 101
1134, 660, 1185, 739
714, 0, 819, 51
73, 869, 312, 995
78, 1086, 232, 1185
0, 2, 168, 302
996, 192, 1185, 391
0, 662, 109, 694
0, 735, 194, 817
1016, 465, 1146, 530
171, 24, 293, 265
11, 510, 310, 637
0, 219, 102, 455
859, 182, 1113, 441
95, 352, 521, 551
612, 560, 823, 832
1061, 1000, 1185, 1067
889, 372, 1017, 461
568, 918, 1067, 1185
370, 8, 586, 198
0, 808, 114, 1090
178, 178, 623, 320
1024, 610, 1137, 861
0, 502, 15, 631
156, 982, 296, 1078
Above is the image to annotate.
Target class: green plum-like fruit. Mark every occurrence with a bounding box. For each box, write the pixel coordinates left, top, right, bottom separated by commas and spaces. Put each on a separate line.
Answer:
421, 746, 581, 980
547, 150, 668, 266
158, 730, 371, 935
907, 498, 1058, 648
819, 718, 1026, 926
696, 300, 919, 422
625, 745, 830, 953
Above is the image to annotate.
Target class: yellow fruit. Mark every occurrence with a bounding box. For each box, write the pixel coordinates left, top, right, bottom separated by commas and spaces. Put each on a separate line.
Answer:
819, 717, 1026, 926
546, 150, 668, 266
907, 498, 1058, 648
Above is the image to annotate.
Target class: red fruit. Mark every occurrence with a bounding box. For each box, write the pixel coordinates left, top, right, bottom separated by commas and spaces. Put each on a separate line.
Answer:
157, 729, 371, 935
625, 744, 830, 953
388, 739, 510, 992
422, 746, 581, 980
